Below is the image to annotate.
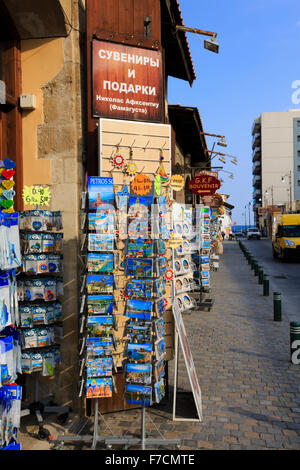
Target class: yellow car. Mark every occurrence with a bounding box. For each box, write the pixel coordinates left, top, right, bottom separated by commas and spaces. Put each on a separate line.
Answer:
272, 214, 300, 260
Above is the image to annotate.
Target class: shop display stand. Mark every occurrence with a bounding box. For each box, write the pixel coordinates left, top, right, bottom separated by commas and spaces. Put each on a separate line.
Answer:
19, 211, 69, 439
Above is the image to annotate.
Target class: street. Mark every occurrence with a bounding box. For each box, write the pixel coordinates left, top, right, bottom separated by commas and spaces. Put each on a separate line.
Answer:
242, 238, 300, 323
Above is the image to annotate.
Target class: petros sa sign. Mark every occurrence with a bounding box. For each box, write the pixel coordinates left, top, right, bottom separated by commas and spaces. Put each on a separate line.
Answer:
92, 40, 163, 122
188, 172, 221, 196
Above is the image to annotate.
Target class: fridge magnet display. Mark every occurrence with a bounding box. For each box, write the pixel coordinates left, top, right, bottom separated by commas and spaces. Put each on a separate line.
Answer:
127, 343, 152, 363
87, 253, 114, 273
87, 295, 113, 314
87, 275, 113, 294
88, 176, 114, 210
125, 363, 152, 385
88, 233, 114, 252
87, 316, 113, 336
86, 378, 112, 398
125, 384, 152, 406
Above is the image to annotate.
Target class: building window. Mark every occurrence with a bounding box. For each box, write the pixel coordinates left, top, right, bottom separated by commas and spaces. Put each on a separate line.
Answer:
297, 120, 300, 127
297, 166, 300, 172
298, 180, 300, 186
297, 136, 300, 142
298, 150, 300, 157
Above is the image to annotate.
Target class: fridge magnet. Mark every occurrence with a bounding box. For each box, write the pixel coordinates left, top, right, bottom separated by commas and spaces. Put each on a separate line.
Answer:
87, 253, 114, 273
88, 176, 114, 210
125, 363, 152, 385
87, 274, 113, 294
127, 343, 152, 363
86, 378, 112, 398
125, 383, 152, 406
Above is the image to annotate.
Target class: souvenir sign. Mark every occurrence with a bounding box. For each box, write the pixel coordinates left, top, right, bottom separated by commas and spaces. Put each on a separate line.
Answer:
131, 174, 152, 196
188, 173, 221, 196
170, 174, 184, 191
22, 186, 51, 207
168, 232, 183, 249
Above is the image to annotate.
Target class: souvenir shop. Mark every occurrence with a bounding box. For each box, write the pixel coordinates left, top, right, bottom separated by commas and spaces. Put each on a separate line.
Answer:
0, 114, 224, 449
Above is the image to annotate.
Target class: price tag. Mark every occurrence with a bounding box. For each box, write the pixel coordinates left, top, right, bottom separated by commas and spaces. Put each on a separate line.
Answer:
22, 186, 51, 207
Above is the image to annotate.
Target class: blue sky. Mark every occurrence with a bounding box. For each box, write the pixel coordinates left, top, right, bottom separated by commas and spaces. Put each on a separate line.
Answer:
167, 0, 300, 225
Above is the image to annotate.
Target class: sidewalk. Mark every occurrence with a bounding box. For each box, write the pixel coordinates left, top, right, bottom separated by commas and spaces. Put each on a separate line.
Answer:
19, 241, 300, 450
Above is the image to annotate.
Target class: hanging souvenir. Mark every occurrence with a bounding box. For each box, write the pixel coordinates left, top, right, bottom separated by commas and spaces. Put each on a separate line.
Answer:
113, 154, 125, 168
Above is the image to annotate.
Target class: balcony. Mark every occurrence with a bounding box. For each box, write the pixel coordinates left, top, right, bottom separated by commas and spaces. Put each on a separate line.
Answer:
252, 133, 261, 150
252, 117, 261, 136
252, 146, 261, 162
252, 160, 261, 175
252, 175, 261, 188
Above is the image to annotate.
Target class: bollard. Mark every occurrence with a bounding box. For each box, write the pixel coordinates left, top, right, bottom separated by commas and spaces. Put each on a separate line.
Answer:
258, 266, 263, 284
273, 292, 281, 321
263, 274, 269, 296
290, 322, 300, 364
251, 258, 256, 270
254, 262, 259, 276
248, 254, 252, 265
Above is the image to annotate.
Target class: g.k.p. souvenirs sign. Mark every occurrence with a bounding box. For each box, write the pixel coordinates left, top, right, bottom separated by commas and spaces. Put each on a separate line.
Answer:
188, 173, 221, 196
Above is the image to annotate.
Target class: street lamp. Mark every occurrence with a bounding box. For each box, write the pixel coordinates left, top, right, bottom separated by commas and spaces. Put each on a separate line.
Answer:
281, 171, 292, 212
175, 25, 220, 54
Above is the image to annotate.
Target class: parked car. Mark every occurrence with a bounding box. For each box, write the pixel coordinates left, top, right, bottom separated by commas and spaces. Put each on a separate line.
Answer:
234, 231, 245, 239
246, 227, 261, 240
272, 213, 300, 260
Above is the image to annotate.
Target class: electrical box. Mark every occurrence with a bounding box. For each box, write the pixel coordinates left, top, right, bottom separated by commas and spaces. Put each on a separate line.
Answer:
20, 94, 36, 110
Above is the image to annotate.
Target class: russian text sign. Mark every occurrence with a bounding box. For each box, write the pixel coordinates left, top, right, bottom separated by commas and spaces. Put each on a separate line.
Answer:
92, 40, 163, 122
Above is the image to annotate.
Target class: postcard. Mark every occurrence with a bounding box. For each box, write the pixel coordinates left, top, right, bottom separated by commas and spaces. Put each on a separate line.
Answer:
125, 363, 152, 385
88, 176, 114, 210
154, 359, 165, 382
88, 233, 114, 252
125, 239, 154, 257
126, 279, 153, 300
125, 258, 153, 278
154, 318, 164, 339
88, 212, 115, 233
125, 383, 152, 406
87, 316, 113, 336
126, 299, 153, 313
155, 279, 166, 298
87, 295, 113, 314
127, 343, 152, 363
86, 357, 112, 378
155, 337, 166, 361
86, 337, 112, 357
156, 298, 165, 316
87, 274, 113, 294
87, 253, 114, 273
154, 378, 165, 403
86, 377, 112, 398
126, 322, 152, 343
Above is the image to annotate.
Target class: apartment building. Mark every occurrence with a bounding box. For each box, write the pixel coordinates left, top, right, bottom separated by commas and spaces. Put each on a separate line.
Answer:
252, 109, 300, 224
